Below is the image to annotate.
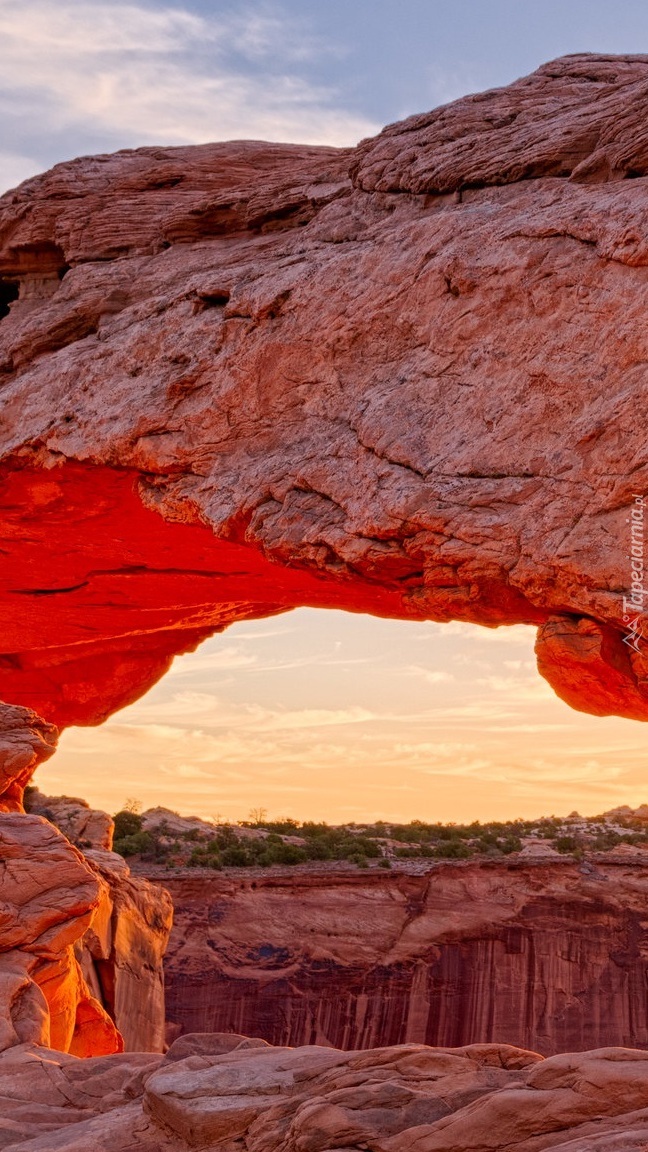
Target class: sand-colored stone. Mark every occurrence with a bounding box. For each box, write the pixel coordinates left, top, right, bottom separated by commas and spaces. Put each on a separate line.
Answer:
78, 848, 173, 1052
0, 706, 57, 812
8, 1038, 648, 1152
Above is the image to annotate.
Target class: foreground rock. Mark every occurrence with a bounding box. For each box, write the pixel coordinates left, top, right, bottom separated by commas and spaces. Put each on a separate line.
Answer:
6, 1037, 648, 1151
0, 54, 647, 730
0, 813, 120, 1056
157, 857, 648, 1056
77, 849, 172, 1052
0, 811, 171, 1057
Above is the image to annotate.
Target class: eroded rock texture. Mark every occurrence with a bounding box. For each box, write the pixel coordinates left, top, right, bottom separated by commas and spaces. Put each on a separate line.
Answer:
0, 53, 647, 733
6, 1036, 648, 1152
2, 50, 648, 1081
25, 787, 114, 849
0, 813, 120, 1056
77, 849, 172, 1053
0, 705, 57, 813
0, 810, 171, 1058
158, 858, 648, 1055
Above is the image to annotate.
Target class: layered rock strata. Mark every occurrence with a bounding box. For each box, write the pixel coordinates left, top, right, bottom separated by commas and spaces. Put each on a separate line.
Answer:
0, 812, 121, 1056
160, 859, 648, 1055
0, 805, 171, 1057
0, 55, 648, 730
0, 705, 57, 813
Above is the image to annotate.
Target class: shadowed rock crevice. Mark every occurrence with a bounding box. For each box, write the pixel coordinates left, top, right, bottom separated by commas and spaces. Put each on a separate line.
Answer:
0, 279, 18, 320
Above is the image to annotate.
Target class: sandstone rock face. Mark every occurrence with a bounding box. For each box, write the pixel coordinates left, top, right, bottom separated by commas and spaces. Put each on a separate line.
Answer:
0, 1043, 163, 1150
25, 787, 113, 849
159, 859, 648, 1055
0, 706, 57, 812
77, 849, 173, 1052
0, 813, 120, 1056
6, 1037, 648, 1152
0, 811, 170, 1058
0, 54, 647, 725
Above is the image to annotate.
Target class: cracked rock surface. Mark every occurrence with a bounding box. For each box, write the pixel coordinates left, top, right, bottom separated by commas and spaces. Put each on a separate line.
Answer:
6, 1036, 648, 1151
0, 53, 647, 728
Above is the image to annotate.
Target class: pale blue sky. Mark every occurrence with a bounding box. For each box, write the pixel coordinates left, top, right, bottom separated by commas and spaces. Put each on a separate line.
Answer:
5, 0, 648, 820
3, 1, 648, 192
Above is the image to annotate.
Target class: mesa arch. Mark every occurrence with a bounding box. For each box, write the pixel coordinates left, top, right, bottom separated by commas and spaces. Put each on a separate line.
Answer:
0, 48, 648, 1068
2, 51, 648, 814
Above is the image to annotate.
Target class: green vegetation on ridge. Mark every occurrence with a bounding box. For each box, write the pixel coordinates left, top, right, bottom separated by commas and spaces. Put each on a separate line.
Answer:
110, 807, 648, 870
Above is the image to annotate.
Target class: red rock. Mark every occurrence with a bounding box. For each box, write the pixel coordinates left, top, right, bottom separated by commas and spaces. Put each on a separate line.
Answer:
25, 788, 114, 849
0, 810, 170, 1059
159, 859, 648, 1056
78, 848, 172, 1053
7, 1036, 648, 1151
3, 48, 648, 1097
0, 1043, 162, 1149
0, 813, 120, 1055
0, 705, 57, 812
0, 54, 647, 729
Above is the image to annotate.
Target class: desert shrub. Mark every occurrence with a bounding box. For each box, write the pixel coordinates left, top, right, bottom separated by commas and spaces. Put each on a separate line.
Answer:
434, 840, 471, 859
221, 845, 252, 867
554, 836, 579, 854
113, 809, 143, 839
114, 829, 153, 857
499, 836, 522, 854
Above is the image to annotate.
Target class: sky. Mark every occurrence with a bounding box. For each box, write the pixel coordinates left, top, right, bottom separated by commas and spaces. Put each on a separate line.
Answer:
5, 0, 648, 823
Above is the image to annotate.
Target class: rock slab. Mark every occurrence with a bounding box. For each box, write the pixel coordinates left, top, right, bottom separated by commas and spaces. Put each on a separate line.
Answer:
5, 1037, 648, 1152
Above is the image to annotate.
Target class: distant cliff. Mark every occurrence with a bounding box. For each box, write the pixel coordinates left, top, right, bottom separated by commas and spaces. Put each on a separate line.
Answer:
157, 857, 648, 1055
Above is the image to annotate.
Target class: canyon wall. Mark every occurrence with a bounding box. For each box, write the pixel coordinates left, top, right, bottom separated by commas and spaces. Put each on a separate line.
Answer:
159, 858, 648, 1056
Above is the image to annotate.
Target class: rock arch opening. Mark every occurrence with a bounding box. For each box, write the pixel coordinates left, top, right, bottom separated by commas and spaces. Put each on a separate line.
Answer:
0, 458, 647, 814
45, 607, 648, 825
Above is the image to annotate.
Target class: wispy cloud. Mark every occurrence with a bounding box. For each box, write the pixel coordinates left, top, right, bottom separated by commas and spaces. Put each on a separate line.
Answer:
47, 601, 648, 825
400, 664, 454, 686
167, 647, 259, 676
0, 0, 379, 194
416, 622, 536, 646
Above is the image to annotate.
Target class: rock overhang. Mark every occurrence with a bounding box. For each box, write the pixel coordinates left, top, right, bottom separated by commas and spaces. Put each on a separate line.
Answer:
0, 51, 647, 769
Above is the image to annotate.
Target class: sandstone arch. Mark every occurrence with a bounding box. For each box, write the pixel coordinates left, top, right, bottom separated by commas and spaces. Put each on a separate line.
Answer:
1, 46, 648, 1071
1, 52, 648, 807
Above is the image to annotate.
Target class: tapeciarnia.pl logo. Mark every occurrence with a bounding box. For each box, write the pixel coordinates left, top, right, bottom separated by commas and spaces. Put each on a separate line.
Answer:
623, 494, 646, 655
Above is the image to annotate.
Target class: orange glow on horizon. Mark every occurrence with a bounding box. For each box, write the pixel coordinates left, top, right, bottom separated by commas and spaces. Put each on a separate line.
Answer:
44, 609, 648, 825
